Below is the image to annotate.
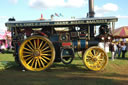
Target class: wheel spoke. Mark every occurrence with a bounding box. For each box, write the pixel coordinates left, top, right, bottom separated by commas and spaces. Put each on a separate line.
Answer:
98, 58, 104, 61
29, 41, 35, 49
27, 58, 34, 65
39, 56, 48, 63
94, 50, 99, 56
98, 52, 105, 59
31, 58, 35, 67
86, 56, 92, 59
88, 51, 93, 57
23, 54, 31, 58
97, 53, 101, 58
87, 54, 93, 57
24, 47, 32, 51
35, 59, 38, 68
88, 64, 93, 67
42, 56, 51, 61
101, 52, 105, 56
94, 62, 98, 66
41, 42, 47, 50
41, 54, 51, 56
42, 50, 52, 54
38, 41, 43, 49
86, 57, 92, 61
37, 58, 41, 67
34, 40, 37, 49
23, 51, 32, 55
96, 61, 102, 69
95, 50, 99, 56
26, 43, 34, 51
40, 58, 45, 67
26, 56, 33, 61
41, 46, 50, 51
37, 39, 40, 48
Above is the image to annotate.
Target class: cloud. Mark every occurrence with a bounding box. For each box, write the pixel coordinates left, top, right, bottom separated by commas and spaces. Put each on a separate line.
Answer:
102, 3, 118, 12
29, 0, 87, 9
117, 15, 128, 19
95, 3, 118, 17
9, 0, 18, 4
0, 16, 8, 34
0, 16, 8, 20
65, 0, 87, 8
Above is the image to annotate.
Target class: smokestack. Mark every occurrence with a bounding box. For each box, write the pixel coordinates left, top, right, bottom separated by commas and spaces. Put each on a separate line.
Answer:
88, 0, 95, 18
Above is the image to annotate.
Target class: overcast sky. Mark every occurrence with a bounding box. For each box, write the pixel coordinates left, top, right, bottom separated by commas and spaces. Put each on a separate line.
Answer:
0, 0, 128, 34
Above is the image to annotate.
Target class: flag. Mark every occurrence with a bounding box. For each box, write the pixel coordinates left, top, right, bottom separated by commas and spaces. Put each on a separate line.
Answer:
40, 14, 44, 20
41, 14, 43, 18
59, 13, 63, 17
55, 13, 59, 17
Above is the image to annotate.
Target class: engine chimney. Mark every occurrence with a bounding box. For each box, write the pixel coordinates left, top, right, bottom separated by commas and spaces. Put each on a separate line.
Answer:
88, 0, 95, 18
88, 0, 95, 39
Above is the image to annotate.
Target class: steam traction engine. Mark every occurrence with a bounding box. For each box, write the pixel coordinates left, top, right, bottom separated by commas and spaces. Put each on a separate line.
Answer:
5, 0, 118, 71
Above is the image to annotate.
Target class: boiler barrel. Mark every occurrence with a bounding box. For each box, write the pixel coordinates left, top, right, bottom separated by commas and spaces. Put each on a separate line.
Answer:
72, 40, 99, 50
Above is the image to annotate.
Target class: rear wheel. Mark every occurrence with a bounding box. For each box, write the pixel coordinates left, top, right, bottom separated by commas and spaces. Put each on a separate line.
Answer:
19, 36, 55, 71
83, 46, 108, 71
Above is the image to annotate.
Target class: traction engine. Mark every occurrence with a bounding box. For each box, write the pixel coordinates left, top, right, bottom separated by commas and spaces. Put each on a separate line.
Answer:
5, 0, 118, 71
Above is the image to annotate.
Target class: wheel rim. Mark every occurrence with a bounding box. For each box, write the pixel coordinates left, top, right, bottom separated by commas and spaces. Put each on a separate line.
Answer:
19, 36, 55, 71
61, 56, 74, 64
83, 46, 108, 71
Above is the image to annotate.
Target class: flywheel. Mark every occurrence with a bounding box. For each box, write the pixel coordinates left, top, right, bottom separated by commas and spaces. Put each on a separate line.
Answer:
60, 48, 74, 64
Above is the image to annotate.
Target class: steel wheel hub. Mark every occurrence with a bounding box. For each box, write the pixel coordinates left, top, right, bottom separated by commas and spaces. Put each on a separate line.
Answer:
92, 57, 97, 62
33, 50, 41, 57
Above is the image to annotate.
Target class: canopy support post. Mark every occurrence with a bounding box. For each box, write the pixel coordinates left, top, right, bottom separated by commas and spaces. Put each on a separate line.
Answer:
112, 22, 115, 34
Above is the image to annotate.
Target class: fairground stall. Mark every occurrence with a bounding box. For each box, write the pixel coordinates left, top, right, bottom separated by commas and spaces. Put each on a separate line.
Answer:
0, 31, 11, 50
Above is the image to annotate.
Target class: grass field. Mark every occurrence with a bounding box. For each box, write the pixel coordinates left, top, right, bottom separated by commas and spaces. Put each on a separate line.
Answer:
0, 52, 128, 85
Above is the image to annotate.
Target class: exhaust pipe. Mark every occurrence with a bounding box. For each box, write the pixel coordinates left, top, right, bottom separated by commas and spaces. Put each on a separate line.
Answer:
88, 0, 95, 18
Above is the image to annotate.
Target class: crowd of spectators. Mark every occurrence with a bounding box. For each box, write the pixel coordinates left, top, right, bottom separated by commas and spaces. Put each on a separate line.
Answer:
109, 38, 127, 61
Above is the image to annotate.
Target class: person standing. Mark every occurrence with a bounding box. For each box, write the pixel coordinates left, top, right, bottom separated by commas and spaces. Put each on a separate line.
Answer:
1, 43, 6, 53
114, 42, 118, 58
121, 42, 127, 58
109, 42, 115, 61
123, 38, 126, 43
117, 42, 122, 58
104, 42, 110, 53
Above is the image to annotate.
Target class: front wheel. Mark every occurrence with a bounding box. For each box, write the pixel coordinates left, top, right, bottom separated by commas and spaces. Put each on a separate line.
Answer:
83, 46, 108, 71
19, 36, 55, 71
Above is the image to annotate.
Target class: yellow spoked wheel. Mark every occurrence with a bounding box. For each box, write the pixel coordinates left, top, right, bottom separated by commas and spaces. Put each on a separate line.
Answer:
19, 36, 55, 71
83, 46, 108, 71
